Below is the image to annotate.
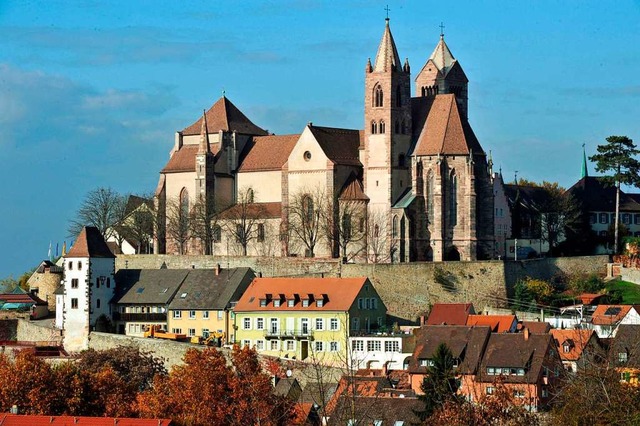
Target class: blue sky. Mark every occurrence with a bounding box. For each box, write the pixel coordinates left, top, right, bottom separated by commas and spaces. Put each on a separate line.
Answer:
1, 0, 639, 277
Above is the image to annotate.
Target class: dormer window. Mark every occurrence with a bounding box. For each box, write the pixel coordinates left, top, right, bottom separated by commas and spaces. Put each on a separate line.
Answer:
302, 299, 310, 308
259, 299, 267, 307
288, 299, 295, 307
563, 343, 571, 353
316, 299, 324, 308
274, 299, 281, 307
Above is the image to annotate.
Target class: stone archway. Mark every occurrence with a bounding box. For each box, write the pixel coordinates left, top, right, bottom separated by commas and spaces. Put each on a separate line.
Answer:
445, 246, 461, 261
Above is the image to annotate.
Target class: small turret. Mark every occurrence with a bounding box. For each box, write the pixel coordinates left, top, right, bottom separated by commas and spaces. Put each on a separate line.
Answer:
403, 58, 410, 73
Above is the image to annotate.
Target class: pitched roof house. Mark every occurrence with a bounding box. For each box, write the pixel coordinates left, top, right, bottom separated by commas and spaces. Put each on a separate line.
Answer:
589, 304, 640, 338
550, 328, 600, 373
424, 303, 475, 325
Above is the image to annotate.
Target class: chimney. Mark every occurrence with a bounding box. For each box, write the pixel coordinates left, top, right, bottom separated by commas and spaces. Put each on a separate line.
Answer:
216, 264, 221, 276
523, 326, 530, 341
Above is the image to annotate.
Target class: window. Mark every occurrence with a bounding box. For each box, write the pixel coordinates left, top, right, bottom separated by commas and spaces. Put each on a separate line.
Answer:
371, 298, 377, 310
172, 328, 183, 334
623, 213, 631, 225
203, 311, 209, 319
256, 340, 264, 350
77, 261, 82, 270
71, 278, 79, 289
243, 318, 251, 330
352, 340, 364, 351
71, 298, 78, 309
242, 340, 251, 348
541, 388, 549, 398
260, 299, 267, 307
202, 329, 210, 338
392, 215, 398, 238
257, 224, 265, 242
427, 172, 434, 223
270, 340, 279, 351
374, 85, 383, 107
450, 172, 458, 226
173, 311, 181, 319
385, 341, 400, 352
189, 310, 196, 319
365, 298, 371, 310
217, 311, 223, 320
396, 84, 402, 107
107, 278, 110, 288
256, 318, 264, 330
68, 262, 73, 270
351, 317, 359, 330
487, 367, 495, 375
563, 343, 570, 353
379, 120, 385, 134
358, 298, 364, 309
367, 340, 382, 351
599, 213, 608, 224
315, 318, 324, 330
247, 188, 254, 203
270, 318, 279, 334
288, 299, 295, 307
303, 151, 312, 161
589, 213, 597, 224
96, 299, 101, 309
635, 214, 640, 225
316, 299, 324, 308
486, 386, 494, 395
188, 328, 196, 337
371, 120, 377, 134
330, 318, 339, 330
330, 341, 339, 352
619, 352, 629, 363
315, 341, 324, 352
302, 299, 310, 307
395, 120, 400, 134
273, 299, 281, 307
286, 340, 295, 351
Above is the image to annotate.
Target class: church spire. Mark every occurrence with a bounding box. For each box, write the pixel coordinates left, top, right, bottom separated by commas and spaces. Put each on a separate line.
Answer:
198, 109, 211, 155
373, 18, 402, 73
581, 143, 589, 178
428, 33, 456, 75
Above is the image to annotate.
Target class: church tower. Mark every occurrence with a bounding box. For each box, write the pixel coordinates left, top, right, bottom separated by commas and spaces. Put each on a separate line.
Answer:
415, 32, 469, 119
362, 18, 412, 217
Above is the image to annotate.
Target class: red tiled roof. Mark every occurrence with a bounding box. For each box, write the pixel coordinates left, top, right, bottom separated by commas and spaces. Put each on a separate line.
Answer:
181, 96, 267, 136
591, 305, 633, 326
238, 134, 299, 172
466, 314, 517, 333
411, 94, 484, 156
161, 144, 221, 174
520, 321, 552, 334
550, 329, 596, 362
234, 277, 373, 312
0, 415, 172, 426
308, 125, 362, 166
425, 303, 475, 325
0, 293, 47, 305
218, 202, 282, 220
65, 226, 115, 258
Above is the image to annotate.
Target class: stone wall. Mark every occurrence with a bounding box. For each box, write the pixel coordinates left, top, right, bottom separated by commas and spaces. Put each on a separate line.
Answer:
0, 320, 17, 340
621, 267, 640, 284
116, 254, 609, 323
16, 319, 63, 344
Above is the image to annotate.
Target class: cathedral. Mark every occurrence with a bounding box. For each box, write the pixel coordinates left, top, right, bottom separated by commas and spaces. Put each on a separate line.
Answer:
154, 18, 494, 262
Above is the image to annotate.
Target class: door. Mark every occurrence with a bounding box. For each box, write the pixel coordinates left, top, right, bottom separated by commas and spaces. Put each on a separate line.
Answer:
301, 340, 309, 360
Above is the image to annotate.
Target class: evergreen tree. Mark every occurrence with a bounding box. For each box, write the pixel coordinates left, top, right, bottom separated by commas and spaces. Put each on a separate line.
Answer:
414, 343, 460, 422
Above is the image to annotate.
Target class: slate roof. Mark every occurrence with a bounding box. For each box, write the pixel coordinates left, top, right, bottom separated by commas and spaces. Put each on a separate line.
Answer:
308, 125, 362, 167
326, 396, 422, 426
477, 333, 554, 384
300, 381, 339, 409
181, 96, 267, 136
114, 269, 189, 305
238, 134, 299, 172
466, 314, 517, 333
520, 321, 552, 334
65, 227, 115, 258
425, 303, 475, 325
124, 195, 153, 216
409, 325, 491, 375
567, 176, 640, 212
428, 36, 458, 76
550, 329, 597, 362
504, 184, 549, 213
411, 94, 483, 156
167, 267, 255, 310
234, 277, 377, 312
34, 260, 63, 274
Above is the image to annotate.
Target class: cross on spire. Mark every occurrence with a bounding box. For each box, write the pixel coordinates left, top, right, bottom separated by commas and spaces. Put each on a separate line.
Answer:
384, 5, 390, 20
439, 22, 445, 37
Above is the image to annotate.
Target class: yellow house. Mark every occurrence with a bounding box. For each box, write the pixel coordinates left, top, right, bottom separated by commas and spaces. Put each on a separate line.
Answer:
167, 266, 255, 343
233, 276, 387, 365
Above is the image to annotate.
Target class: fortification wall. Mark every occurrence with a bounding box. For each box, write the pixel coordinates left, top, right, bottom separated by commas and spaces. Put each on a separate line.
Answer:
16, 319, 63, 344
116, 254, 609, 322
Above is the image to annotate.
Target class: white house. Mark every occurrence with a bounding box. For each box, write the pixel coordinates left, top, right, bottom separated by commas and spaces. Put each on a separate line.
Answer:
348, 333, 414, 370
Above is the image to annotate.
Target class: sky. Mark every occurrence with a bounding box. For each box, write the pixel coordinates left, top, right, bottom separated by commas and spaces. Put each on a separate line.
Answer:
1, 0, 639, 278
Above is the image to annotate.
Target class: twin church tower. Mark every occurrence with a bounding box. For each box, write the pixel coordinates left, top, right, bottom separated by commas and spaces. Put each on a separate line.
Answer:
155, 18, 494, 261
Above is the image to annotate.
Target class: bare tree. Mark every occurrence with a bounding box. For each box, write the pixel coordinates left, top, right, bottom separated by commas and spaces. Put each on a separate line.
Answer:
323, 199, 367, 262
166, 196, 191, 255
366, 208, 395, 263
190, 195, 220, 255
539, 181, 581, 254
68, 187, 127, 242
222, 187, 265, 256
287, 188, 326, 257
117, 194, 156, 254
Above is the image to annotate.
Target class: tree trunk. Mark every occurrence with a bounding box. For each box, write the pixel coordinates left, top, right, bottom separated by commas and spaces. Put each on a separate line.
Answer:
615, 180, 621, 254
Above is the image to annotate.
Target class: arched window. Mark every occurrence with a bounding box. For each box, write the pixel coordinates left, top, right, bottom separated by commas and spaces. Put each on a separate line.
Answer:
392, 215, 398, 238
395, 120, 400, 134
247, 188, 254, 203
421, 86, 426, 97
427, 171, 434, 223
450, 171, 458, 227
371, 121, 377, 134
374, 85, 384, 107
180, 187, 189, 214
379, 120, 385, 134
396, 85, 402, 107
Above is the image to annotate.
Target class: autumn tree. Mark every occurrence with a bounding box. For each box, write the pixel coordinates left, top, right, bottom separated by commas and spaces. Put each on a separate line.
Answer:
68, 187, 127, 242
222, 187, 266, 256
0, 350, 55, 415
590, 136, 640, 254
166, 195, 191, 254
414, 343, 460, 421
190, 194, 221, 255
287, 189, 325, 257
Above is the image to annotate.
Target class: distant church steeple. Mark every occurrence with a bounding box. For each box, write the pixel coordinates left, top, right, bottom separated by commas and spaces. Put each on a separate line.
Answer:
581, 143, 589, 178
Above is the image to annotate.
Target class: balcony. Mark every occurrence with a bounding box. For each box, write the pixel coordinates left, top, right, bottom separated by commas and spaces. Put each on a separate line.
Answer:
264, 329, 314, 340
112, 312, 167, 322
